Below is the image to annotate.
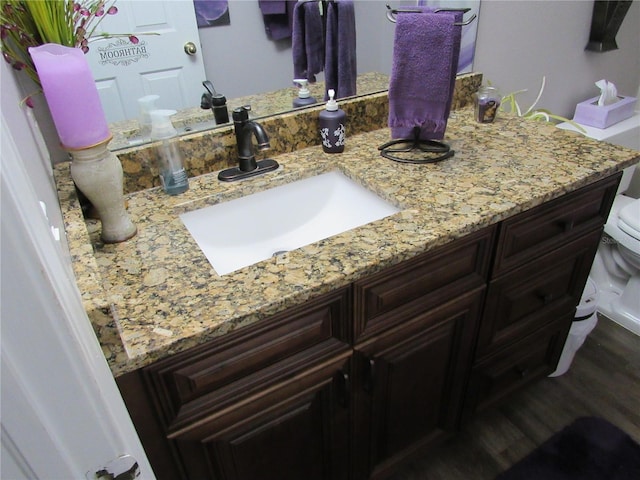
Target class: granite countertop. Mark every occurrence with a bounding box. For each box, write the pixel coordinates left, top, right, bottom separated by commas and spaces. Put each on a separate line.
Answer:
56, 106, 639, 377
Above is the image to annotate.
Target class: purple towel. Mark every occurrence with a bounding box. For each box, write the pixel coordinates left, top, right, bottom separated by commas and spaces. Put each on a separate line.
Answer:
388, 9, 462, 140
292, 1, 324, 82
324, 0, 357, 100
259, 0, 286, 15
259, 0, 296, 41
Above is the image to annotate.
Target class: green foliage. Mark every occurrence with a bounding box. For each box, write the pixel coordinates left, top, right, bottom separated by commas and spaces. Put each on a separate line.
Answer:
499, 77, 585, 132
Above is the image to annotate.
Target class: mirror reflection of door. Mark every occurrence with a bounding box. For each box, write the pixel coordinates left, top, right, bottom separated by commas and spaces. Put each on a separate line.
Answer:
85, 0, 207, 123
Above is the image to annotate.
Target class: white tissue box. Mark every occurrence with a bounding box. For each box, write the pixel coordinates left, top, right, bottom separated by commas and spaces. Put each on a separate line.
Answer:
573, 95, 637, 129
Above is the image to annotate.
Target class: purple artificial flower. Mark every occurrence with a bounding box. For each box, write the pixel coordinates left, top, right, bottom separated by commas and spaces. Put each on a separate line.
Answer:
107, 6, 118, 15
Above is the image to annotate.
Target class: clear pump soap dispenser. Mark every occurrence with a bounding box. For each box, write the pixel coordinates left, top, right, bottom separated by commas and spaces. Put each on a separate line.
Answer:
150, 109, 189, 195
137, 94, 160, 141
319, 89, 346, 153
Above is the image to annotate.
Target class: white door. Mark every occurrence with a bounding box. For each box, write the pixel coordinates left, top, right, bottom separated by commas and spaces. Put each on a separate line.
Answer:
86, 0, 207, 123
0, 102, 155, 478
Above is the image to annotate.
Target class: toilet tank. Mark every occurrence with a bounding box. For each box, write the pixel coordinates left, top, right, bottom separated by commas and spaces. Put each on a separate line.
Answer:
557, 112, 640, 197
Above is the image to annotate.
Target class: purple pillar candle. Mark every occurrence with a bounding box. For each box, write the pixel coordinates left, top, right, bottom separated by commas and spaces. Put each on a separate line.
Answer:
29, 44, 110, 150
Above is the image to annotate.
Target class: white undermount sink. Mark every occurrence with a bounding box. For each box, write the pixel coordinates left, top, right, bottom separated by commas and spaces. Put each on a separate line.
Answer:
180, 170, 400, 275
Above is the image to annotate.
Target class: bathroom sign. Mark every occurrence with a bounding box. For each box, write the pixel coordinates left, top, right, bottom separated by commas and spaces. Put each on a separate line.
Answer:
96, 38, 150, 67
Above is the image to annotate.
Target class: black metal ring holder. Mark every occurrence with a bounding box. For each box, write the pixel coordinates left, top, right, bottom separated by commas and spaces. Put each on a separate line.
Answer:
378, 127, 454, 164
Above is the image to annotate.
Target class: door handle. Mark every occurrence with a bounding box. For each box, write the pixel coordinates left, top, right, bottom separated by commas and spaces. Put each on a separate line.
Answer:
184, 42, 197, 56
90, 455, 139, 480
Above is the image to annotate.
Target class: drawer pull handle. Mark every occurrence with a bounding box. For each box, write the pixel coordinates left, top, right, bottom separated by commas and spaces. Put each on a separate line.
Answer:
540, 293, 554, 305
363, 358, 376, 394
337, 371, 350, 407
560, 219, 574, 232
515, 366, 529, 378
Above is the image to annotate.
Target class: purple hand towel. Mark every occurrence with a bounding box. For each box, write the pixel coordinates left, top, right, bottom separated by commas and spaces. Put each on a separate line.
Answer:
292, 1, 324, 82
325, 0, 357, 100
259, 0, 296, 41
388, 9, 462, 140
259, 0, 286, 15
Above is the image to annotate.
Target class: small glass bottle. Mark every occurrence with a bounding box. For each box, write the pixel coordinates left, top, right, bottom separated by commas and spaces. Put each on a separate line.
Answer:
475, 86, 501, 123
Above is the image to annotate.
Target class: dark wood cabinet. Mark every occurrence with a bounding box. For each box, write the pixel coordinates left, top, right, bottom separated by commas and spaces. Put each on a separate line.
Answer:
353, 228, 494, 341
117, 174, 620, 480
170, 349, 352, 480
119, 287, 353, 480
351, 289, 485, 480
463, 174, 620, 421
464, 314, 573, 419
476, 229, 603, 358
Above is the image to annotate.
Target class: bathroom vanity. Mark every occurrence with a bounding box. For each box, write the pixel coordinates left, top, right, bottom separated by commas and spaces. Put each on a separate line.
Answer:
56, 91, 638, 479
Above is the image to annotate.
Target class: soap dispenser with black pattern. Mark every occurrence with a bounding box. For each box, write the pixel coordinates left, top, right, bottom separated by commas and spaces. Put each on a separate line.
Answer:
319, 89, 346, 153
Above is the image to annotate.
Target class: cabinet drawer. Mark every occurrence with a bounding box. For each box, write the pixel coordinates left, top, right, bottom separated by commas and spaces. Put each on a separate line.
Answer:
143, 287, 351, 431
463, 314, 572, 421
476, 229, 601, 358
493, 174, 619, 277
354, 226, 495, 340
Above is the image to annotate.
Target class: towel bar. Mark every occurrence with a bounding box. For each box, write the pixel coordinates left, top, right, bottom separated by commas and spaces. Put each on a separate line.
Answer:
385, 4, 477, 26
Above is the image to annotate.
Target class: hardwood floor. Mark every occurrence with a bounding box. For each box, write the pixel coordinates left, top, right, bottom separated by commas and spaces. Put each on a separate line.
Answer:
387, 315, 640, 480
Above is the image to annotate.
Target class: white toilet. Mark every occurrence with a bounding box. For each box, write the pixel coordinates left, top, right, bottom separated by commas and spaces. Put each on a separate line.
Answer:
590, 195, 640, 334
558, 112, 640, 335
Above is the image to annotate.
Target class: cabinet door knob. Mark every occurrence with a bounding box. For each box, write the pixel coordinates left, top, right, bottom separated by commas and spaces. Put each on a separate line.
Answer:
337, 371, 350, 407
515, 366, 529, 378
363, 358, 376, 394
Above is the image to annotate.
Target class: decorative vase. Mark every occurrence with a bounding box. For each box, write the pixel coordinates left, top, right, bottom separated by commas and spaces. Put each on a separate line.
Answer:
29, 43, 137, 243
69, 137, 137, 243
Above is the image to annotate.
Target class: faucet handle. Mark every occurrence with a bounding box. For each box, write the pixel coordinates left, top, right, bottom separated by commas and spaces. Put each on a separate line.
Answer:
232, 105, 252, 122
201, 92, 213, 109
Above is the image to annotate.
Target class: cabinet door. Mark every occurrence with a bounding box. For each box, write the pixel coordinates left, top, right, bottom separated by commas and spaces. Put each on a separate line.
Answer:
352, 289, 484, 480
172, 351, 352, 480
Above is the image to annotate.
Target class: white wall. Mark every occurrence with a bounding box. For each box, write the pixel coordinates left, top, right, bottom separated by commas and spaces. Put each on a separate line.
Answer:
0, 60, 70, 252
473, 0, 640, 119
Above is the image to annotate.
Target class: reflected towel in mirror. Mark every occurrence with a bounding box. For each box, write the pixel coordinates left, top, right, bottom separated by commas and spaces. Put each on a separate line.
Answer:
325, 0, 357, 100
292, 0, 325, 82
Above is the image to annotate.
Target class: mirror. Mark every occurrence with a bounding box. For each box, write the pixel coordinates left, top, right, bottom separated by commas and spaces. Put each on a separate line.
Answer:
90, 0, 480, 151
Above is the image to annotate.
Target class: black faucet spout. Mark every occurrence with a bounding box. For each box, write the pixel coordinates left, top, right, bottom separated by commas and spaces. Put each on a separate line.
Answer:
238, 121, 271, 172
218, 105, 279, 182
